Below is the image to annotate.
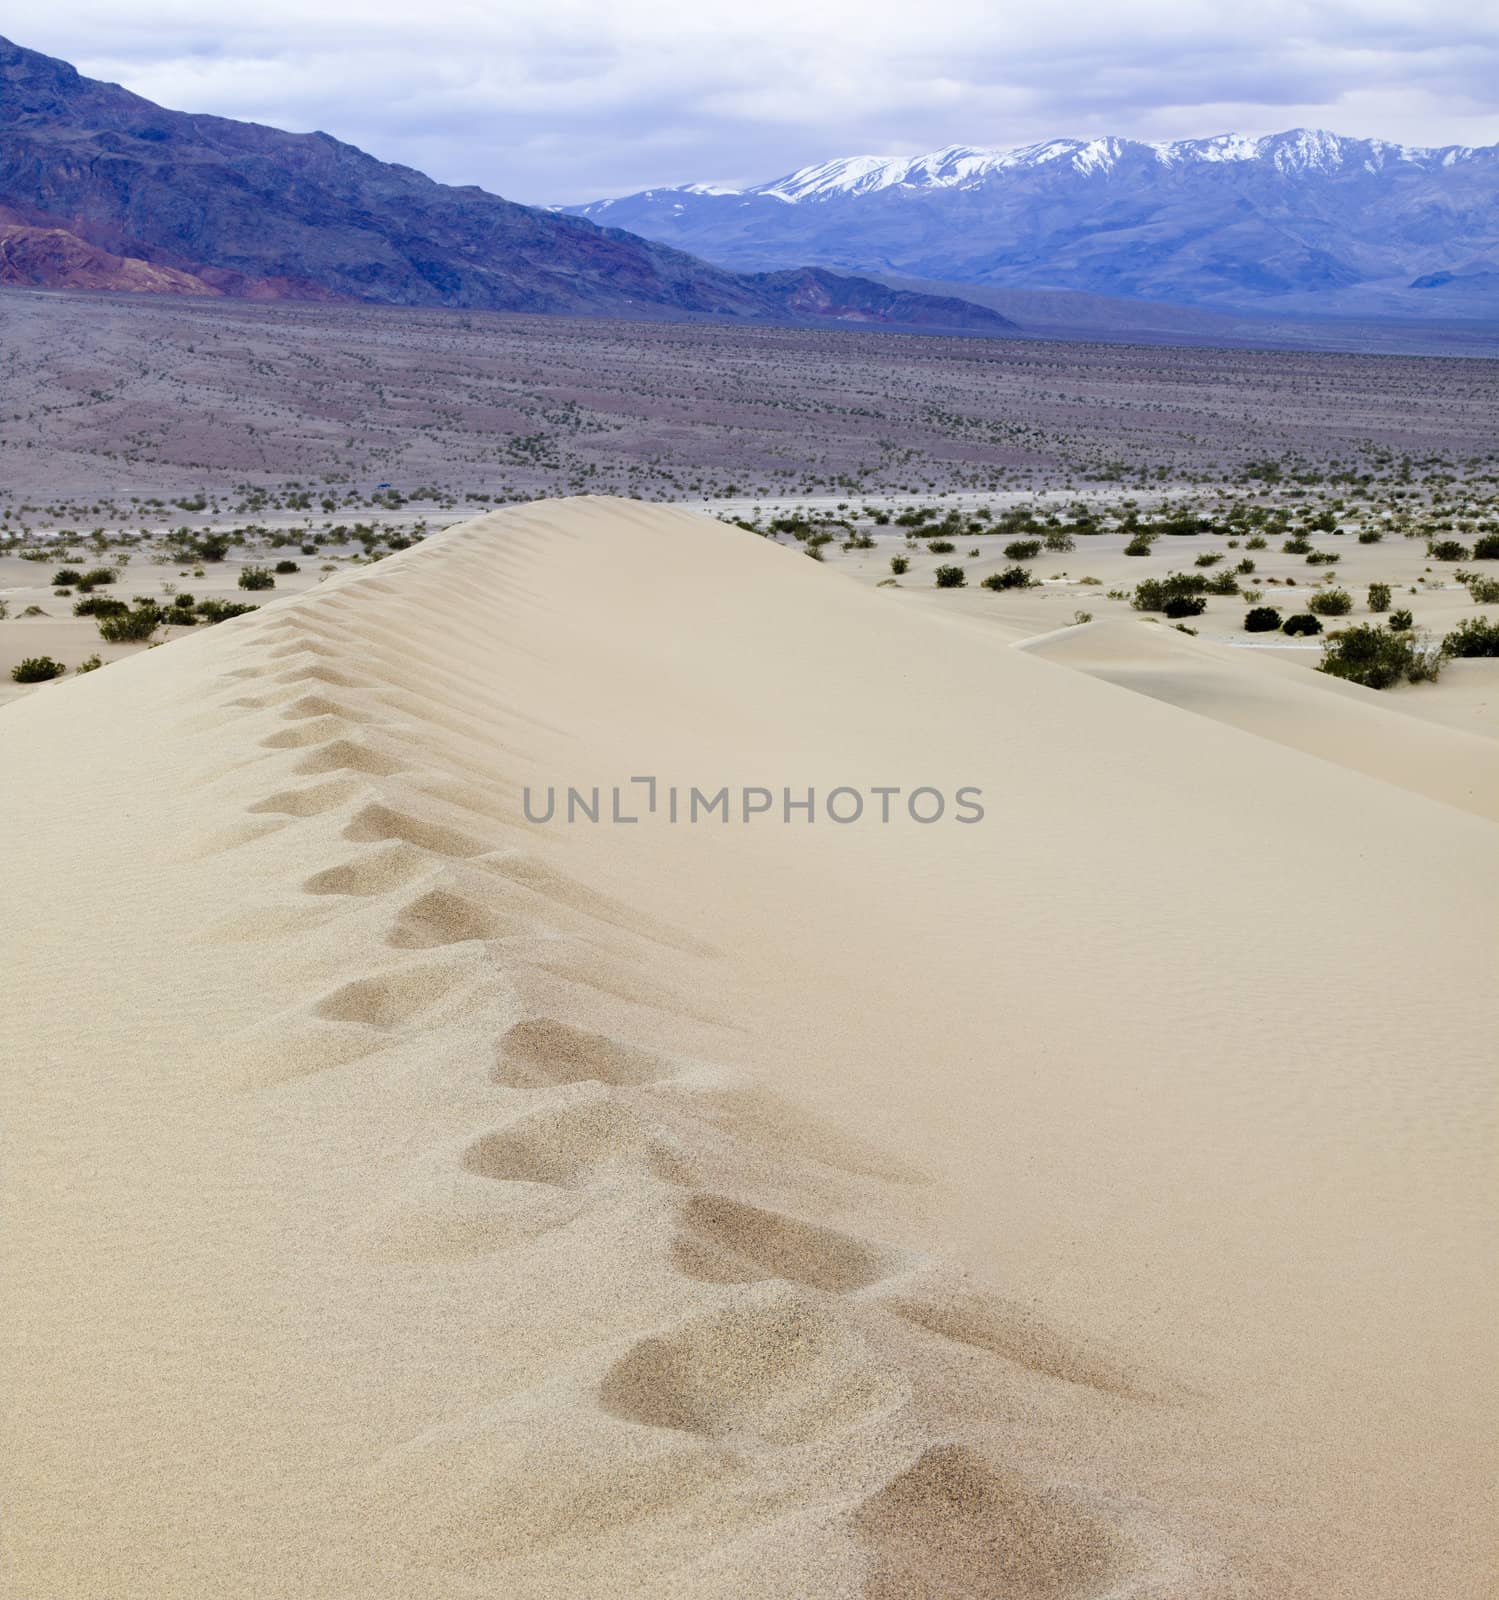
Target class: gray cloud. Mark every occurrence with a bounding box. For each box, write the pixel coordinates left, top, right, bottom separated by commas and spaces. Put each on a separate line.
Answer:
8, 0, 1497, 202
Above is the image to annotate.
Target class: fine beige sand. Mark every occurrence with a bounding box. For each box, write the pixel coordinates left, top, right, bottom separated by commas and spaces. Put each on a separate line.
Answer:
2, 497, 1495, 1599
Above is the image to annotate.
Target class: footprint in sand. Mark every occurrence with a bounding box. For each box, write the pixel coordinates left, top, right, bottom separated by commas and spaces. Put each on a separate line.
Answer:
670, 1192, 905, 1294
600, 1291, 903, 1447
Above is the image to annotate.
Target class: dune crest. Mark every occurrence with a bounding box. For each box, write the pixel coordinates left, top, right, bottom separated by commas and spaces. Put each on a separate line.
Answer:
2, 498, 1493, 1598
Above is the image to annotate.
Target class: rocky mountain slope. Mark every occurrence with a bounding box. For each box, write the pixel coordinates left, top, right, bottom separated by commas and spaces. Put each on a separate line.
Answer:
569, 132, 1499, 319
0, 37, 1012, 332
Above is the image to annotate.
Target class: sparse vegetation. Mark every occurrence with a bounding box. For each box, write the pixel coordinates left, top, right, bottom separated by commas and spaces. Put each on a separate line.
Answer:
1442, 616, 1499, 658
11, 656, 66, 683
1320, 625, 1441, 688
1307, 588, 1353, 616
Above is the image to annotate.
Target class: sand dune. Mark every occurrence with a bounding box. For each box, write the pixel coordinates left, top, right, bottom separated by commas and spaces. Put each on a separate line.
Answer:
1016, 616, 1499, 819
2, 498, 1494, 1599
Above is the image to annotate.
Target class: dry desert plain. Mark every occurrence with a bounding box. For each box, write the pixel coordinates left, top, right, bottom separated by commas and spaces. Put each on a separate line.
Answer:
2, 293, 1497, 1599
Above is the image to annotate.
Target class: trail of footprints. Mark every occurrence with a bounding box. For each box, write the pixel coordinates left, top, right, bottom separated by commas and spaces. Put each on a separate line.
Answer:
205, 599, 1200, 1597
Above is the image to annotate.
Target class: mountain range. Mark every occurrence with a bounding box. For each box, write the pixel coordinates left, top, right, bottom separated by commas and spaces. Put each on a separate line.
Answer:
568, 132, 1499, 319
0, 36, 1011, 333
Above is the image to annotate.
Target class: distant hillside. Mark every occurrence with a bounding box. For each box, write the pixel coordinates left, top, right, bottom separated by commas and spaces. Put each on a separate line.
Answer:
569, 132, 1499, 320
0, 36, 1014, 333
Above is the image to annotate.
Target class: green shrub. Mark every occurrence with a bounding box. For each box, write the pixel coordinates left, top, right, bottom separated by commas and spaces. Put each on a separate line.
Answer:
981, 565, 1036, 591
1244, 607, 1282, 632
73, 595, 128, 618
51, 568, 83, 586
1307, 588, 1353, 616
1194, 552, 1222, 567
1320, 625, 1441, 688
1472, 534, 1499, 560
1442, 616, 1499, 658
1367, 582, 1391, 613
1466, 576, 1499, 604
81, 567, 116, 586
1123, 534, 1154, 556
1282, 536, 1312, 555
11, 656, 66, 683
1245, 535, 1267, 550
889, 555, 909, 575
75, 654, 102, 674
1428, 540, 1469, 561
1044, 530, 1075, 552
97, 604, 162, 643
1387, 609, 1414, 632
195, 599, 258, 624
1002, 539, 1042, 560
274, 559, 300, 574
926, 539, 955, 554
238, 566, 275, 591
1206, 571, 1240, 595
1132, 574, 1208, 612
1357, 529, 1384, 544
1163, 595, 1206, 618
1305, 551, 1340, 565
1282, 614, 1323, 636
1235, 559, 1256, 575
934, 565, 967, 589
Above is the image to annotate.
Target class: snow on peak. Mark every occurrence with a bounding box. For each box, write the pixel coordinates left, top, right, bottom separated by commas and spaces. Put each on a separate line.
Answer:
719, 130, 1479, 203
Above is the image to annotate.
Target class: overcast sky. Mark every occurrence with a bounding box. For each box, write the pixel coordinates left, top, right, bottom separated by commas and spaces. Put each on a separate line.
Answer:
9, 1, 1497, 203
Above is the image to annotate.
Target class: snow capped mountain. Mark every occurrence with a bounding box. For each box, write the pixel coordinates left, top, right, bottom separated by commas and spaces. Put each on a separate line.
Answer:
635, 131, 1479, 207
567, 130, 1498, 319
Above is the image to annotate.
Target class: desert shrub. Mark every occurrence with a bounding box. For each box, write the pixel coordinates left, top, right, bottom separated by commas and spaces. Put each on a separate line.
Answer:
51, 568, 84, 586
195, 599, 258, 623
1307, 588, 1353, 616
926, 539, 955, 554
1357, 529, 1384, 544
300, 543, 319, 556
1282, 614, 1323, 636
163, 605, 198, 628
1466, 576, 1499, 604
1132, 574, 1208, 612
1194, 552, 1222, 567
81, 567, 116, 586
1073, 610, 1093, 624
1245, 535, 1267, 550
238, 566, 275, 591
1003, 539, 1042, 560
1207, 571, 1240, 595
1387, 609, 1414, 631
1173, 623, 1199, 635
194, 534, 231, 562
1472, 534, 1499, 560
1367, 583, 1392, 613
1244, 607, 1282, 632
1235, 559, 1256, 575
1442, 616, 1499, 658
11, 656, 65, 683
274, 559, 300, 574
1162, 595, 1206, 618
889, 555, 909, 575
74, 654, 103, 674
73, 595, 128, 617
1320, 625, 1441, 688
1305, 551, 1340, 565
1282, 535, 1312, 555
1123, 534, 1154, 556
1427, 540, 1469, 562
982, 565, 1036, 591
1044, 530, 1075, 552
934, 565, 966, 589
97, 604, 162, 643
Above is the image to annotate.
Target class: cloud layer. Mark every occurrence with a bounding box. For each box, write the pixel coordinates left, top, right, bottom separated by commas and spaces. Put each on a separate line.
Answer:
10, 0, 1498, 202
